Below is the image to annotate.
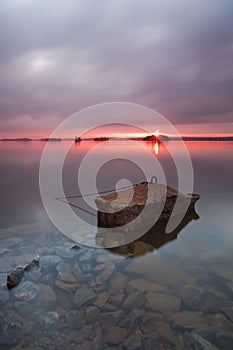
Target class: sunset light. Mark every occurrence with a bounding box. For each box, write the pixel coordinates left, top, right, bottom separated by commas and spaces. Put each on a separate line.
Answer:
1, 2, 233, 348
154, 142, 159, 155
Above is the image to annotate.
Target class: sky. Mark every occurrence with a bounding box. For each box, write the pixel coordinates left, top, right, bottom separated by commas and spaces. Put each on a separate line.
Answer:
0, 0, 233, 137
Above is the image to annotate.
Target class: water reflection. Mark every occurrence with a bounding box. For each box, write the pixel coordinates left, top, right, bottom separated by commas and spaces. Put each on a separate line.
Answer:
110, 208, 199, 257
0, 141, 233, 349
145, 141, 161, 156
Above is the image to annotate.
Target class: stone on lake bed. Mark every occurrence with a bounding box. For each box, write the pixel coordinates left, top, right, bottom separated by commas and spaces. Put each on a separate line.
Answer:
55, 280, 78, 293
7, 256, 40, 289
184, 333, 219, 350
0, 248, 11, 256
155, 321, 182, 348
180, 285, 232, 312
7, 266, 24, 289
24, 255, 40, 271
0, 287, 9, 304
74, 286, 97, 306
123, 333, 142, 350
12, 280, 40, 301
54, 246, 78, 259
71, 244, 82, 250
41, 255, 61, 266
104, 326, 127, 345
212, 265, 233, 283
146, 292, 181, 317
95, 291, 109, 308
221, 306, 233, 323
37, 311, 60, 329
0, 273, 7, 287
214, 331, 233, 350
128, 279, 168, 293
35, 284, 57, 307
96, 265, 115, 285
0, 312, 23, 346
56, 262, 76, 283
172, 311, 208, 330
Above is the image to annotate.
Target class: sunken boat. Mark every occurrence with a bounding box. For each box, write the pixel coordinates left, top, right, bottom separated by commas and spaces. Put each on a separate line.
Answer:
95, 181, 199, 248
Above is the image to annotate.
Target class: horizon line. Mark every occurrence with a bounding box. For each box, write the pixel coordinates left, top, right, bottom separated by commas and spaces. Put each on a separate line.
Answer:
1, 134, 233, 141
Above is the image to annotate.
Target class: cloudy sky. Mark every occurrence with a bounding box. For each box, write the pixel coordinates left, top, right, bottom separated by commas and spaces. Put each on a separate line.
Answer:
0, 0, 233, 137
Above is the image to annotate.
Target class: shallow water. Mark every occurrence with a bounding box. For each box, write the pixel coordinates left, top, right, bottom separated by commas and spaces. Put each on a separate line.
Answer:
0, 140, 233, 349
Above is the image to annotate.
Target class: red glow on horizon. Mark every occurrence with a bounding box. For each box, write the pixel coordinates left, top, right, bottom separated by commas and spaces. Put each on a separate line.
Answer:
1, 132, 233, 140
1, 124, 233, 140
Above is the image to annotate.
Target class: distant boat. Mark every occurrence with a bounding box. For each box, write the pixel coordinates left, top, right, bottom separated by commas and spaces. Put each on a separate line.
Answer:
74, 136, 81, 142
93, 137, 109, 141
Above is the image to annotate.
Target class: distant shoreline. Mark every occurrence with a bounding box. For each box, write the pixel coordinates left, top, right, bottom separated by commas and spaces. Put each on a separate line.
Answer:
0, 136, 233, 142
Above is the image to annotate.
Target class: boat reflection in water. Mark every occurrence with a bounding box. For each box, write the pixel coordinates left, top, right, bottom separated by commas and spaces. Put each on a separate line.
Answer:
109, 208, 199, 257
95, 182, 200, 256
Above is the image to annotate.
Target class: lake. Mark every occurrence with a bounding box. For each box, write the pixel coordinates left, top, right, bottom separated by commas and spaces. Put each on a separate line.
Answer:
0, 140, 233, 349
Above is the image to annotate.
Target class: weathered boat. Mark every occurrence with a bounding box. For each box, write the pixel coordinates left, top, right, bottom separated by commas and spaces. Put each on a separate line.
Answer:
95, 182, 199, 228
95, 182, 200, 248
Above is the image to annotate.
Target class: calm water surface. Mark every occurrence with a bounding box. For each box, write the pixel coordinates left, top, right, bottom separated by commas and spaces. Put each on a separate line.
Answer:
0, 141, 233, 349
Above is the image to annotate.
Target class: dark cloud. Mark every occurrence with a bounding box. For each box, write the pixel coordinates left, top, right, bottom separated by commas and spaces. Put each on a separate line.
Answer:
0, 0, 233, 134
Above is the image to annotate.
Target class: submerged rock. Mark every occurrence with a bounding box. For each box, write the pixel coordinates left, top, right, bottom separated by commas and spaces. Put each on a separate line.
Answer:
71, 244, 82, 250
146, 292, 181, 317
35, 283, 57, 307
0, 248, 11, 256
123, 291, 145, 309
55, 280, 78, 293
7, 266, 24, 289
127, 279, 167, 293
37, 311, 60, 329
172, 311, 208, 330
215, 331, 233, 350
12, 280, 40, 301
24, 255, 40, 271
96, 265, 115, 285
0, 287, 9, 304
139, 313, 164, 334
54, 246, 78, 259
95, 291, 109, 308
123, 333, 142, 350
7, 256, 40, 289
221, 306, 233, 323
41, 255, 61, 266
0, 312, 23, 346
155, 320, 182, 348
56, 262, 76, 283
180, 285, 232, 312
0, 273, 7, 287
184, 333, 219, 350
104, 326, 127, 345
74, 286, 97, 307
